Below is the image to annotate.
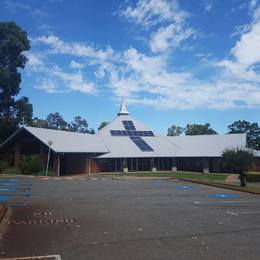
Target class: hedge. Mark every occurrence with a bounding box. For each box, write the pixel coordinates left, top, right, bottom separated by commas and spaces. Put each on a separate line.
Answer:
17, 155, 44, 175
0, 160, 9, 173
247, 173, 260, 182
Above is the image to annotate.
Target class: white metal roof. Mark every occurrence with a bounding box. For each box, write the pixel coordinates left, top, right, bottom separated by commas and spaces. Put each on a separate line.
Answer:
23, 126, 109, 153
97, 136, 179, 158
96, 114, 247, 158
167, 134, 247, 157
0, 115, 250, 158
98, 114, 158, 136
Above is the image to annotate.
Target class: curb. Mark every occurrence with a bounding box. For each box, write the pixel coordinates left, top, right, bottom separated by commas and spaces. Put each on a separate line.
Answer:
112, 176, 260, 195
174, 178, 260, 195
112, 176, 172, 180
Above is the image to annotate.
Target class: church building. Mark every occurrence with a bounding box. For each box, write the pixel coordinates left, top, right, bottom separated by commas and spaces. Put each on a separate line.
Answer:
1, 99, 259, 175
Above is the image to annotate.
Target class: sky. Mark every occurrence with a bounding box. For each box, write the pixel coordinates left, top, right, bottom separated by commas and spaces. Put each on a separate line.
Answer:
1, 0, 260, 135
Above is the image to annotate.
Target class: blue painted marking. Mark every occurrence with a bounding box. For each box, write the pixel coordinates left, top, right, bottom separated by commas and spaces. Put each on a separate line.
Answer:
0, 183, 32, 188
0, 188, 16, 192
208, 193, 239, 199
1, 178, 23, 181
176, 185, 193, 189
0, 182, 19, 186
156, 180, 169, 183
0, 195, 10, 201
7, 202, 27, 207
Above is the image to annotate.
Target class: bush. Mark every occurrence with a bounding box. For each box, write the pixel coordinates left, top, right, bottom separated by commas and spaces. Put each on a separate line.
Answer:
247, 173, 260, 182
0, 160, 9, 173
38, 170, 57, 177
18, 155, 44, 175
2, 167, 21, 175
222, 148, 255, 174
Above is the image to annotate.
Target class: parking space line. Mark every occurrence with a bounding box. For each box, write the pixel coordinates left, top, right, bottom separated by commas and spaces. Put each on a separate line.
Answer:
1, 255, 62, 260
225, 211, 239, 216
193, 200, 251, 204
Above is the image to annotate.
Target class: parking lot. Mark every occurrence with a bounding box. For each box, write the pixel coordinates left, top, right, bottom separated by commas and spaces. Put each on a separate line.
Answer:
0, 176, 260, 260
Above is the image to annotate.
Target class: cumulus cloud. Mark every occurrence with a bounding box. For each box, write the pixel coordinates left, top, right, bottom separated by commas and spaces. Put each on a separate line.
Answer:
250, 0, 258, 10
150, 24, 195, 52
70, 60, 86, 69
119, 0, 195, 53
34, 65, 96, 94
217, 6, 260, 82
119, 0, 188, 28
3, 0, 48, 17
33, 35, 114, 61
24, 0, 260, 110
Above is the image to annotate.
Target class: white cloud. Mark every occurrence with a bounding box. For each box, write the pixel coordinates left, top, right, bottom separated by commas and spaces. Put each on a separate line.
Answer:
103, 44, 260, 110
3, 0, 48, 17
205, 4, 212, 11
27, 0, 260, 112
50, 66, 96, 94
230, 24, 251, 37
29, 59, 96, 94
218, 7, 260, 82
119, 0, 188, 29
33, 35, 114, 61
26, 53, 44, 66
119, 0, 195, 53
250, 0, 258, 10
35, 78, 61, 93
231, 23, 260, 66
150, 24, 195, 52
70, 60, 86, 69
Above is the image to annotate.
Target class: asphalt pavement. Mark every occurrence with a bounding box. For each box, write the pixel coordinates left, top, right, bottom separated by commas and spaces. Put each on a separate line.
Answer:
0, 176, 260, 260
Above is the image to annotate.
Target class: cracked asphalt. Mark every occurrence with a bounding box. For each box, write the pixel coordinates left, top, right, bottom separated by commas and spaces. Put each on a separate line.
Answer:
0, 176, 260, 260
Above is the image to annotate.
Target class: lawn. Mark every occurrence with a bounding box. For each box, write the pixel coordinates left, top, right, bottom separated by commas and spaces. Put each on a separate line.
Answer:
100, 171, 260, 194
101, 171, 228, 181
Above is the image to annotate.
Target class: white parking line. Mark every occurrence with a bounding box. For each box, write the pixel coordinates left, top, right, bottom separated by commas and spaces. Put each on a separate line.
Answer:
1, 255, 62, 260
193, 200, 252, 204
225, 211, 239, 216
224, 210, 260, 216
239, 211, 259, 214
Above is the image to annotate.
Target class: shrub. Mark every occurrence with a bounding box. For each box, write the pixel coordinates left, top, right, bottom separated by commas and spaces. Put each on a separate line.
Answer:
18, 155, 44, 175
247, 173, 260, 182
38, 170, 57, 177
0, 160, 9, 173
2, 167, 21, 175
222, 148, 255, 174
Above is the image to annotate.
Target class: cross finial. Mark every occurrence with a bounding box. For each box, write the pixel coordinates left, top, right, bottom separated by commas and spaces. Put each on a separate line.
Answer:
118, 97, 129, 116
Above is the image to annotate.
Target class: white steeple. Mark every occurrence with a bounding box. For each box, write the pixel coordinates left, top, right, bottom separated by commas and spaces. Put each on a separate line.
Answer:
118, 97, 129, 116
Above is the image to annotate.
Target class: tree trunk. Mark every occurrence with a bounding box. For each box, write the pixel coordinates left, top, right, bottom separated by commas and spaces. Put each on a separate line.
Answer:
239, 171, 246, 187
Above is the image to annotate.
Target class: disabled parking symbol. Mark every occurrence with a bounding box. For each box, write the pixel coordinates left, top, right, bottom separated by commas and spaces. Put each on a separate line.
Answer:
208, 193, 239, 199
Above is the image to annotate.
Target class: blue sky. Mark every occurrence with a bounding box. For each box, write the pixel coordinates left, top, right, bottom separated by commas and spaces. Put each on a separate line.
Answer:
1, 0, 260, 134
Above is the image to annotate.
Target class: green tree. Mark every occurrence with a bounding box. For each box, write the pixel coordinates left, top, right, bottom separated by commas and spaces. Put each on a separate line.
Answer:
167, 125, 184, 136
222, 148, 255, 187
68, 116, 89, 133
0, 22, 30, 118
0, 22, 30, 143
227, 120, 260, 150
98, 121, 108, 131
46, 112, 67, 130
30, 117, 48, 128
88, 128, 95, 135
0, 119, 17, 143
185, 123, 217, 135
14, 96, 33, 125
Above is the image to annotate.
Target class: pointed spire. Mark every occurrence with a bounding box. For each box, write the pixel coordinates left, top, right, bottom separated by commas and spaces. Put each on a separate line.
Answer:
118, 97, 129, 116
